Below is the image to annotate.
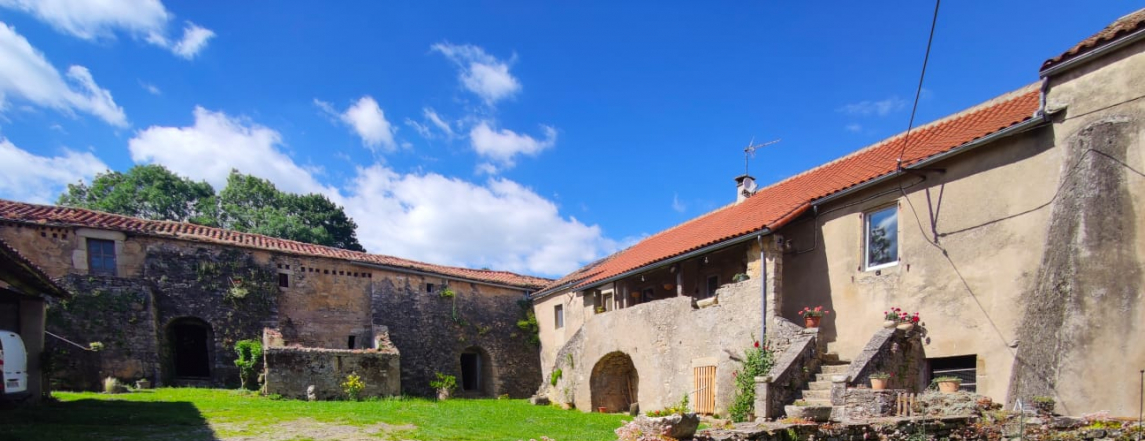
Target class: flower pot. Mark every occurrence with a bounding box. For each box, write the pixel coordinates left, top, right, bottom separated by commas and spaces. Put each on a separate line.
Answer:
437, 389, 452, 400
883, 320, 897, 329
937, 380, 961, 394
870, 378, 888, 390
804, 316, 822, 328
598, 406, 608, 413
895, 323, 914, 331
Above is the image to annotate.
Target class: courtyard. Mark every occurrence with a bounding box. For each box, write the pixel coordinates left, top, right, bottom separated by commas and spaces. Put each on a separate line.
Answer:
0, 388, 631, 441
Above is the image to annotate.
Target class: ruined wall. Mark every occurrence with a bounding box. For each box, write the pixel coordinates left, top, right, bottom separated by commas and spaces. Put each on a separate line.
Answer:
264, 347, 400, 400
370, 273, 540, 398
779, 123, 1058, 404
1008, 38, 1145, 416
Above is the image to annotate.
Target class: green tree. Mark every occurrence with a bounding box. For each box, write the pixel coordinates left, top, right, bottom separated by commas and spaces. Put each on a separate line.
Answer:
57, 165, 218, 225
217, 171, 365, 252
57, 167, 364, 252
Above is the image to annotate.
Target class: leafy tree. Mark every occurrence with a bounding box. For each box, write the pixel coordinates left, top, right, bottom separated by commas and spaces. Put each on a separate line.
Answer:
57, 167, 364, 252
58, 165, 218, 225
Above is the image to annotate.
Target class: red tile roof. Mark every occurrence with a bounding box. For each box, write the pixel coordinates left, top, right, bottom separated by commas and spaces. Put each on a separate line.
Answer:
0, 200, 551, 289
1042, 8, 1145, 73
544, 84, 1042, 293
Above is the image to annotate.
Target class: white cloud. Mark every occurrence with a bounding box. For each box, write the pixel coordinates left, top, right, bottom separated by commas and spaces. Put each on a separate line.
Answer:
405, 107, 456, 141
125, 106, 616, 276
0, 137, 107, 203
845, 123, 863, 133
343, 166, 620, 276
469, 122, 556, 169
140, 81, 161, 95
169, 22, 214, 59
838, 96, 906, 117
0, 0, 213, 58
431, 42, 521, 105
672, 193, 686, 213
316, 96, 398, 152
128, 106, 331, 195
0, 23, 127, 126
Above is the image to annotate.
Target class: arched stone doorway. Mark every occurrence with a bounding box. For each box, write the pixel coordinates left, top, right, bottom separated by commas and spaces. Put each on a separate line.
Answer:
167, 317, 213, 379
458, 346, 494, 397
591, 351, 638, 413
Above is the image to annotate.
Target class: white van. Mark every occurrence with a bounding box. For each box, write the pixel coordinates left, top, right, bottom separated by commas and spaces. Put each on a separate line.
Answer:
0, 330, 27, 396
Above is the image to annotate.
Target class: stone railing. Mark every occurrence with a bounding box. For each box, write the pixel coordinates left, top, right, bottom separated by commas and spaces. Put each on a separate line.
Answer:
753, 324, 820, 419
840, 327, 926, 397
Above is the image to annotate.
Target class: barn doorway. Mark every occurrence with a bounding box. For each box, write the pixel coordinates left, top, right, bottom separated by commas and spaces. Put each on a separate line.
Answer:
459, 346, 493, 397
168, 318, 212, 378
591, 351, 638, 413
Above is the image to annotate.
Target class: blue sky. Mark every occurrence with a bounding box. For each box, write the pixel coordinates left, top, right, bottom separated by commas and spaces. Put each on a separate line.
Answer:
0, 1, 1137, 277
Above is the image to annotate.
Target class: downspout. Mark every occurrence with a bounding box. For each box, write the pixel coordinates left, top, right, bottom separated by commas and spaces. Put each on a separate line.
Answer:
758, 234, 767, 341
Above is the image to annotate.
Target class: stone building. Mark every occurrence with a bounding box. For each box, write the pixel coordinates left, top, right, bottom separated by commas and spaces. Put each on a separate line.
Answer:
0, 239, 71, 402
0, 200, 549, 399
534, 9, 1145, 417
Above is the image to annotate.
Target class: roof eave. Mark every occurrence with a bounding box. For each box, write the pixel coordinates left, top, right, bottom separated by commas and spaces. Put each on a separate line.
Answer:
1041, 26, 1145, 78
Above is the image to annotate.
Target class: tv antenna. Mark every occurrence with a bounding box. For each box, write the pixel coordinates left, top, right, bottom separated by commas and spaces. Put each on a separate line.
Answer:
744, 137, 781, 176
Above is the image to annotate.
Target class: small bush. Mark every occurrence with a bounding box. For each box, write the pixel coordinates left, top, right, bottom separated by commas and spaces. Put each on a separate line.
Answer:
233, 339, 263, 391
430, 373, 457, 396
102, 377, 125, 394
728, 339, 775, 422
341, 373, 366, 401
88, 341, 104, 352
645, 394, 690, 417
439, 287, 456, 298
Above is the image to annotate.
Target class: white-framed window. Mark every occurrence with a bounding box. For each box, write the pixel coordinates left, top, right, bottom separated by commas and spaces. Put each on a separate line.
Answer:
864, 205, 899, 270
601, 292, 614, 312
554, 304, 564, 329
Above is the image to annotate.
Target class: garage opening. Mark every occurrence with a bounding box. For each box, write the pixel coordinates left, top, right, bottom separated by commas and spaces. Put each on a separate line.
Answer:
591, 351, 638, 413
168, 318, 212, 378
459, 346, 493, 397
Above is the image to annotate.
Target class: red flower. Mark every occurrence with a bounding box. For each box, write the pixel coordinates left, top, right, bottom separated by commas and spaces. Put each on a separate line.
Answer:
754, 341, 760, 348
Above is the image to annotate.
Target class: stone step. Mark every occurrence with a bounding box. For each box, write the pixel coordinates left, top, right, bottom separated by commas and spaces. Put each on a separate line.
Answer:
820, 364, 850, 374
813, 373, 845, 382
795, 399, 833, 407
806, 381, 832, 390
820, 352, 841, 364
800, 389, 831, 400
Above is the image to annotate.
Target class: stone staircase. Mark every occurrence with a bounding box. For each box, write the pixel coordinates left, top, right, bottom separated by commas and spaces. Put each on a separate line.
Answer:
796, 358, 850, 408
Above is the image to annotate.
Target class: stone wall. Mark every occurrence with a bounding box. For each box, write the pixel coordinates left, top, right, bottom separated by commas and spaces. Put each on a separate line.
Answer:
264, 347, 400, 400
370, 275, 540, 397
755, 326, 819, 419
847, 328, 926, 392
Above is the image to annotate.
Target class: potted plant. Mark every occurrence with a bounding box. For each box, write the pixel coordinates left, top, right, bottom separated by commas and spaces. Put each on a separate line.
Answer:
934, 376, 961, 394
883, 308, 902, 328
896, 310, 921, 331
800, 306, 829, 328
430, 372, 457, 400
869, 372, 891, 390
1032, 396, 1055, 414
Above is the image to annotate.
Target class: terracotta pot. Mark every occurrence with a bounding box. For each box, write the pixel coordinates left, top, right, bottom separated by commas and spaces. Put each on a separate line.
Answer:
598, 406, 608, 413
895, 322, 914, 331
883, 320, 897, 329
937, 380, 961, 394
437, 389, 452, 400
870, 378, 888, 390
804, 316, 822, 328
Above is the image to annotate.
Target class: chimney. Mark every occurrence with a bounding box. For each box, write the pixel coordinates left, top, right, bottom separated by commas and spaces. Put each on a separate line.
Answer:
735, 175, 756, 203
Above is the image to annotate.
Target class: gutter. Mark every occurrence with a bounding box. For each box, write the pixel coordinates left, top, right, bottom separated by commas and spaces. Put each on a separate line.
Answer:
1040, 27, 1145, 78
342, 261, 539, 293
534, 227, 772, 300
811, 114, 1048, 209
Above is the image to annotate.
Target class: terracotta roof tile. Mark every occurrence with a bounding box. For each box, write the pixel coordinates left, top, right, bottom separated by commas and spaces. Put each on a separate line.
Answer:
1042, 8, 1145, 72
547, 84, 1041, 292
0, 201, 551, 289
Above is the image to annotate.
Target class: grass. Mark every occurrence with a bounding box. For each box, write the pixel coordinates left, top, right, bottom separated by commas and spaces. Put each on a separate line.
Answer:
0, 388, 631, 441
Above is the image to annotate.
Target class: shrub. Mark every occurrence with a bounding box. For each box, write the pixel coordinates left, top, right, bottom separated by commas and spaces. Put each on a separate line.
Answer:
102, 377, 125, 394
430, 373, 457, 395
233, 339, 263, 391
342, 372, 366, 401
439, 286, 456, 298
728, 339, 775, 422
645, 394, 690, 417
88, 341, 104, 352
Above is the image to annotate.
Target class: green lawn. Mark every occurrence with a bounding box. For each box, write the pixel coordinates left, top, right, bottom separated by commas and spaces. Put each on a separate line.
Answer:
0, 388, 631, 441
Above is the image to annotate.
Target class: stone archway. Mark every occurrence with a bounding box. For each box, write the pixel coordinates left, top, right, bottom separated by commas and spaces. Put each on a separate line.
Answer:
458, 346, 494, 397
591, 351, 638, 413
167, 317, 213, 379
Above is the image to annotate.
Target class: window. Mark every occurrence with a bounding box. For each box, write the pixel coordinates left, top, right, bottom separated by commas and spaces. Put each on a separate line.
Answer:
426, 283, 435, 293
554, 304, 564, 329
928, 355, 977, 392
864, 206, 899, 270
705, 275, 720, 298
87, 239, 117, 276
278, 273, 290, 288
347, 335, 356, 349
602, 293, 614, 312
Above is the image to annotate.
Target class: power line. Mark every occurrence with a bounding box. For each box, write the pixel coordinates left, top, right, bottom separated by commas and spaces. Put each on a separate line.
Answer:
896, 0, 942, 168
